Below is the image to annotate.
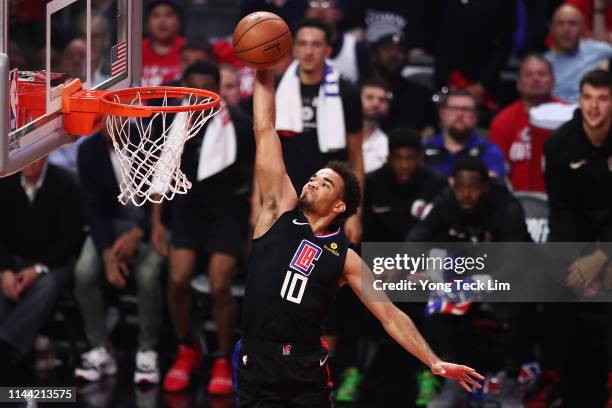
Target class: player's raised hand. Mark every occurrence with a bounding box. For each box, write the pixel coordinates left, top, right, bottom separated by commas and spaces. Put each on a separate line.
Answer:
431, 362, 485, 392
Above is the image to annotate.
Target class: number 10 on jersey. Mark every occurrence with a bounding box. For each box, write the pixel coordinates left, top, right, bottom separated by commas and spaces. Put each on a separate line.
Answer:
281, 270, 308, 304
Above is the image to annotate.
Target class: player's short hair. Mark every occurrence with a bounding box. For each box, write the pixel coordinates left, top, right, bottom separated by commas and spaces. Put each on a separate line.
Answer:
324, 161, 361, 220
181, 37, 213, 55
387, 127, 422, 153
453, 157, 489, 183
295, 19, 333, 45
580, 69, 612, 93
183, 60, 220, 86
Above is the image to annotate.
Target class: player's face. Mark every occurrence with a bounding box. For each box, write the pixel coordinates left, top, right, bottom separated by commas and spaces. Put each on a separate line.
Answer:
361, 85, 391, 121
388, 147, 421, 184
440, 95, 478, 142
147, 5, 180, 43
579, 84, 612, 130
453, 171, 488, 213
551, 6, 583, 54
299, 169, 346, 216
517, 59, 554, 100
293, 27, 331, 73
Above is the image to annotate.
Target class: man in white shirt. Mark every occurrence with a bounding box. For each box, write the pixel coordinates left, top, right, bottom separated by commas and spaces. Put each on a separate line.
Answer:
361, 79, 391, 173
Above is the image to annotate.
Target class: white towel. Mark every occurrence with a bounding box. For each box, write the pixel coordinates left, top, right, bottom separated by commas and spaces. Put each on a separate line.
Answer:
196, 104, 237, 181
275, 60, 346, 153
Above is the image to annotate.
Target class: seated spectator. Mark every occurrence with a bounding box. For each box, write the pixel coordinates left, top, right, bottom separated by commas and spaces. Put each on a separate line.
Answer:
368, 32, 434, 132
565, 0, 612, 43
423, 89, 505, 178
544, 69, 612, 405
408, 157, 531, 408
219, 63, 243, 110
361, 79, 391, 173
489, 54, 564, 192
363, 127, 447, 242
73, 125, 164, 385
305, 0, 370, 84
153, 61, 254, 395
142, 0, 185, 86
60, 38, 87, 82
545, 4, 612, 102
0, 158, 82, 372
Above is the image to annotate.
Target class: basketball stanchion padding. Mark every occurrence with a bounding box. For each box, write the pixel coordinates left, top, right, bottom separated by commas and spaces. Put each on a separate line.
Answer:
62, 79, 222, 206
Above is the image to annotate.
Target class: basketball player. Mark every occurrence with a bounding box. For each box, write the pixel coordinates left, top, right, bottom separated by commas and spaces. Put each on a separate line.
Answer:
235, 69, 484, 406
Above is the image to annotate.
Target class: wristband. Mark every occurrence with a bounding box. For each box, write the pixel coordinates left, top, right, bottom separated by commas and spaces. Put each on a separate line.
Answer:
594, 8, 607, 13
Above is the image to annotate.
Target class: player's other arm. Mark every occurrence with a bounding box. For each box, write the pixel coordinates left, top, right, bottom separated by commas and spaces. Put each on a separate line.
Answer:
252, 70, 297, 236
340, 249, 484, 391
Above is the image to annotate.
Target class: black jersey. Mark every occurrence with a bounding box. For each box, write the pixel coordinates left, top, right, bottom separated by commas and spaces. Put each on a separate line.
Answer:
242, 208, 350, 345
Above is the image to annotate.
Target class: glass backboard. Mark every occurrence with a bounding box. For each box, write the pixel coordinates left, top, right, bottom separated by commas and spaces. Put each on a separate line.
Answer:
0, 0, 142, 176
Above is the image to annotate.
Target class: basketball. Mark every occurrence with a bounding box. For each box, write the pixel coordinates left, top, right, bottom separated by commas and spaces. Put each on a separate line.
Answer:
233, 12, 292, 70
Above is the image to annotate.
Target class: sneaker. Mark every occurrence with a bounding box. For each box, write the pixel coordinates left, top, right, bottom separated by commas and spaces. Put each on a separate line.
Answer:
427, 379, 469, 408
134, 350, 160, 384
163, 345, 202, 392
207, 358, 233, 395
334, 366, 362, 403
416, 369, 440, 406
74, 347, 117, 382
500, 377, 524, 408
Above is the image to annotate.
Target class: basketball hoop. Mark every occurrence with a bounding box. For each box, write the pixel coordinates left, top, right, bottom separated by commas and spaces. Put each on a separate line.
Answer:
61, 79, 222, 206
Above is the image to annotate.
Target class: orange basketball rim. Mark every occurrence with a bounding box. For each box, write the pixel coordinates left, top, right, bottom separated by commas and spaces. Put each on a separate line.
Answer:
61, 78, 221, 135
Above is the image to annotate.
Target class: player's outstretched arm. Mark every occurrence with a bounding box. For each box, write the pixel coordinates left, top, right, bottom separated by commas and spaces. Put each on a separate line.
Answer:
340, 249, 485, 391
252, 70, 297, 237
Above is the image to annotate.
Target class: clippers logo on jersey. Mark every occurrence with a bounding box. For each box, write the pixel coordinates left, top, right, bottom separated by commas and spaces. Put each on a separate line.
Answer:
290, 240, 322, 276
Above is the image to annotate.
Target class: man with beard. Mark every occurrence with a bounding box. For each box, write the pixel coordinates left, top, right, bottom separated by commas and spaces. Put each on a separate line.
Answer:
368, 33, 435, 132
361, 79, 392, 174
423, 89, 505, 178
489, 54, 565, 192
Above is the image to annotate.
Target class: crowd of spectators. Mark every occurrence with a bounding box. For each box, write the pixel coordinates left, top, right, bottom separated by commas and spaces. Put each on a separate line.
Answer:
2, 0, 612, 407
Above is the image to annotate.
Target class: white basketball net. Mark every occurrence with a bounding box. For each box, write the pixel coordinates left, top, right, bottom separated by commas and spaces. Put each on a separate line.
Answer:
105, 91, 221, 206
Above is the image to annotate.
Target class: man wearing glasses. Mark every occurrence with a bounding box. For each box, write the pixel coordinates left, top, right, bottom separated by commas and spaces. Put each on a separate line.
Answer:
423, 89, 505, 179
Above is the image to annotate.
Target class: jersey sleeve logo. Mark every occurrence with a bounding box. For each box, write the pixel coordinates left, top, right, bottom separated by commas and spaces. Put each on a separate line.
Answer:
290, 239, 322, 276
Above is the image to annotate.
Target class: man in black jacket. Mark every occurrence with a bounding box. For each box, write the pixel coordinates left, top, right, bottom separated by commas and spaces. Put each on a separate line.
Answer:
363, 127, 447, 242
0, 158, 82, 369
543, 69, 612, 406
408, 158, 530, 408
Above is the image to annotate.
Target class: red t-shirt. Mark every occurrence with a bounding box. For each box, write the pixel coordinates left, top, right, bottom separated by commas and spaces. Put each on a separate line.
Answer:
141, 36, 185, 86
489, 98, 564, 192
